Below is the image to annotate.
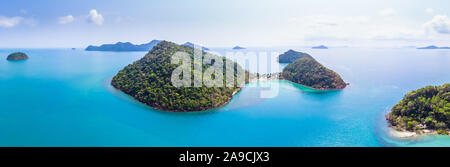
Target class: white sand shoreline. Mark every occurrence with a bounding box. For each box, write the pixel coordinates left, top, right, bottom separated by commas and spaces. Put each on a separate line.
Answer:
388, 127, 445, 139
388, 128, 419, 138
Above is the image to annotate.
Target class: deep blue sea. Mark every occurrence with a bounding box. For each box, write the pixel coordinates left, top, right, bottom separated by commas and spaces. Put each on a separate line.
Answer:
1, 47, 449, 147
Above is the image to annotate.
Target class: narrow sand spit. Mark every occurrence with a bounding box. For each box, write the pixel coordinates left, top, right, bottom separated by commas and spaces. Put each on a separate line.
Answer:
389, 128, 418, 138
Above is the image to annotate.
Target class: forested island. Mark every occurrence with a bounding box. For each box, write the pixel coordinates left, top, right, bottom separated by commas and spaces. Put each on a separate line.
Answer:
86, 40, 162, 51
7, 52, 29, 61
111, 41, 249, 112
281, 57, 347, 90
278, 49, 312, 63
417, 45, 450, 49
386, 84, 450, 135
232, 46, 245, 50
312, 45, 328, 49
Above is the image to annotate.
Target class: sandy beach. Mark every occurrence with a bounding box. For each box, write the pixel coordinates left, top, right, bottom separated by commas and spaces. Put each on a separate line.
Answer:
388, 128, 419, 138
388, 127, 450, 139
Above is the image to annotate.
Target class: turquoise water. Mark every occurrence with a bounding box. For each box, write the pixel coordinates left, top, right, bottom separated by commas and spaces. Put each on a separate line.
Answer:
0, 47, 449, 147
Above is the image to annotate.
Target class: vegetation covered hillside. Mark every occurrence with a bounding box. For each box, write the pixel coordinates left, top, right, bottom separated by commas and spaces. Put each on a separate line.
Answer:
278, 49, 312, 63
111, 41, 248, 112
281, 57, 347, 90
387, 84, 450, 134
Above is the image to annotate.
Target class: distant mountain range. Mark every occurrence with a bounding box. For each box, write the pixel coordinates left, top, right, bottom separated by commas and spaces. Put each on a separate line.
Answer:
312, 45, 328, 49
417, 45, 450, 49
85, 40, 162, 51
182, 42, 209, 50
85, 40, 211, 52
232, 46, 245, 50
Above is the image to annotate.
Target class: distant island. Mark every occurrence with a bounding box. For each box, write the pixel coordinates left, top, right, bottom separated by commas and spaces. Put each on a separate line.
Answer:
417, 45, 450, 49
278, 49, 312, 63
182, 42, 209, 50
281, 56, 347, 90
7, 52, 29, 61
85, 40, 162, 52
312, 45, 328, 49
386, 83, 450, 136
232, 46, 245, 50
111, 41, 249, 112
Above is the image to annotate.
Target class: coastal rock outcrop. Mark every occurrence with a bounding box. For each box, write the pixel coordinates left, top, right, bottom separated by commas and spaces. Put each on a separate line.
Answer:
7, 52, 29, 61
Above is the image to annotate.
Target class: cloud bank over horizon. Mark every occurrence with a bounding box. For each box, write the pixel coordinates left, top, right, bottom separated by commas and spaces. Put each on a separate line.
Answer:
0, 0, 449, 48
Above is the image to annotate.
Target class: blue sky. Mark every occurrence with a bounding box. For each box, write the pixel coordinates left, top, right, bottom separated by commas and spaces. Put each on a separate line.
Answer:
0, 0, 449, 48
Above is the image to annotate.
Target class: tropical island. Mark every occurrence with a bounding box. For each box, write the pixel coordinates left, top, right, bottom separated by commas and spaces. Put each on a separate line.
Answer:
312, 45, 328, 49
7, 52, 29, 61
417, 45, 450, 49
281, 56, 347, 90
278, 49, 312, 63
182, 42, 209, 50
85, 40, 162, 52
111, 41, 249, 112
386, 83, 450, 136
232, 46, 245, 50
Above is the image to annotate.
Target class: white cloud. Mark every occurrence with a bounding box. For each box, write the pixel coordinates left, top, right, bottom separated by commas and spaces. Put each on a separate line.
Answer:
425, 8, 434, 14
424, 15, 450, 34
0, 16, 23, 28
58, 15, 74, 24
370, 14, 450, 41
379, 8, 396, 16
88, 9, 104, 25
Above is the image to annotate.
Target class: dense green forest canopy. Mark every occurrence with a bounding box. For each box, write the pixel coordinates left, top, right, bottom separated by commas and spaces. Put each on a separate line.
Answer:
278, 50, 312, 63
111, 41, 248, 112
387, 84, 450, 133
281, 57, 347, 90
